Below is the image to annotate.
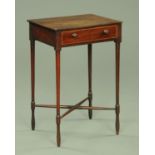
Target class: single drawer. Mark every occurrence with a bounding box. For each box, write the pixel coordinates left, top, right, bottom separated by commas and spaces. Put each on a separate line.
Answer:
61, 25, 118, 46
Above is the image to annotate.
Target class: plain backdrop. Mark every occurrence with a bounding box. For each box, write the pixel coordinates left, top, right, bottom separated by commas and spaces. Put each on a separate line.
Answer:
15, 0, 138, 155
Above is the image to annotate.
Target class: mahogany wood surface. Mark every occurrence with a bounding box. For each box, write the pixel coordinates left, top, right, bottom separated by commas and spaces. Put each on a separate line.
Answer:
30, 40, 35, 130
55, 48, 61, 147
88, 44, 93, 119
35, 104, 115, 110
115, 40, 121, 135
61, 25, 118, 46
28, 14, 121, 31
28, 14, 121, 48
28, 14, 122, 147
60, 97, 89, 119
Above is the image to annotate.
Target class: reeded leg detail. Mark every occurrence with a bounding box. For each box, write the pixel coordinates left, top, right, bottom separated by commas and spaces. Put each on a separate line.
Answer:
55, 48, 61, 147
88, 44, 93, 119
30, 40, 35, 130
115, 40, 120, 135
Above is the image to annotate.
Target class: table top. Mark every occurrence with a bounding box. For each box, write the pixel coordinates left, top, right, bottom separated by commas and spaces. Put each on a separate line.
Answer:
28, 14, 121, 31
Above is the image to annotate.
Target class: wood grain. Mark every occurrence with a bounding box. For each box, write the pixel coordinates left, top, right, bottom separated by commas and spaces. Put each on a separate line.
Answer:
28, 14, 122, 147
61, 25, 118, 46
28, 14, 121, 31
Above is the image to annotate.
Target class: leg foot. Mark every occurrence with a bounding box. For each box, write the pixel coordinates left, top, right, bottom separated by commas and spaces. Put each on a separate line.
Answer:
115, 105, 120, 135
56, 115, 61, 147
31, 112, 35, 130
31, 102, 35, 130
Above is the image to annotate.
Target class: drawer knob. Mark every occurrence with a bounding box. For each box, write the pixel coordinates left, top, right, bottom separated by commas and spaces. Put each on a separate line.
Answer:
102, 29, 109, 35
72, 33, 78, 38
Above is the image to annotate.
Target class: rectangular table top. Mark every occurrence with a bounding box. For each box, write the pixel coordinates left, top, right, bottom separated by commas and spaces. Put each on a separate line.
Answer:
28, 14, 121, 31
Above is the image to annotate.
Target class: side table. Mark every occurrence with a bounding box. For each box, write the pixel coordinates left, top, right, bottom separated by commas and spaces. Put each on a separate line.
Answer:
27, 14, 122, 147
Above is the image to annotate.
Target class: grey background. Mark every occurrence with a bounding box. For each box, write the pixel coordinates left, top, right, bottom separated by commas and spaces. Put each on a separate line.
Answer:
16, 0, 138, 155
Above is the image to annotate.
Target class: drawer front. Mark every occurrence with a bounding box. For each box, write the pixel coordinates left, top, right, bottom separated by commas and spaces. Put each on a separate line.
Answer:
91, 25, 118, 41
61, 29, 91, 46
61, 25, 118, 46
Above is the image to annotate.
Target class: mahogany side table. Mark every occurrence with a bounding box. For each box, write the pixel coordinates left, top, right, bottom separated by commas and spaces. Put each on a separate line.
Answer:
27, 14, 122, 147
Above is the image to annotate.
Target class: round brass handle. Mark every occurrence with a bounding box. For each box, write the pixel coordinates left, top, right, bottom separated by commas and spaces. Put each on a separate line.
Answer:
102, 29, 109, 35
72, 33, 78, 38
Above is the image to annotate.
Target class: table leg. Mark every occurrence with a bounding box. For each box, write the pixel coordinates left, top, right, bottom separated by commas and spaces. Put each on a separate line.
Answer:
115, 40, 120, 135
30, 40, 35, 130
55, 48, 61, 147
88, 44, 93, 119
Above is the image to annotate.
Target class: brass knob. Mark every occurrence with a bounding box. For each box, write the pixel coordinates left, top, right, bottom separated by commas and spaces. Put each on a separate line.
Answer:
102, 29, 109, 35
72, 33, 78, 38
